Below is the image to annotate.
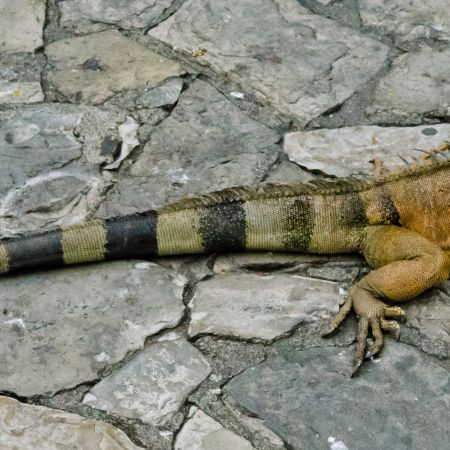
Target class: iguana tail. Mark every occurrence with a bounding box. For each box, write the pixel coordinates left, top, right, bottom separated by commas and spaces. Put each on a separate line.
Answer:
0, 184, 361, 274
0, 212, 159, 274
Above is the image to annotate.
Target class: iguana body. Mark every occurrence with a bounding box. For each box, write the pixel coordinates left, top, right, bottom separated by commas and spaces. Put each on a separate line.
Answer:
0, 147, 449, 372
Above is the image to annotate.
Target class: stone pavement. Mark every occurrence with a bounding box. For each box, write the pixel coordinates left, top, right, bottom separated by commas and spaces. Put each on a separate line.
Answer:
0, 0, 449, 449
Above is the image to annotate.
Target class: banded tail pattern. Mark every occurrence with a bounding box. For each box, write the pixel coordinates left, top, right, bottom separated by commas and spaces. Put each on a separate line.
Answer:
0, 153, 447, 275
0, 213, 157, 274
0, 191, 378, 275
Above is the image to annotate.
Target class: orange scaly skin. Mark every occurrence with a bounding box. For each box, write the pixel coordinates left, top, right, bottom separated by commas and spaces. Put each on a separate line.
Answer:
323, 148, 450, 374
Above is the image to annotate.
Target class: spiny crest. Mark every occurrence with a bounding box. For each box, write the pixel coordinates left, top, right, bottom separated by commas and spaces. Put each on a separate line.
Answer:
367, 141, 449, 186
160, 143, 449, 213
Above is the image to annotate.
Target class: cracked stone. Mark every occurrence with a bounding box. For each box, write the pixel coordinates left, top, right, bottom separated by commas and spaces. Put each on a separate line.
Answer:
368, 48, 450, 121
136, 77, 184, 108
0, 82, 44, 105
213, 253, 366, 283
149, 0, 389, 126
403, 281, 450, 359
0, 0, 45, 53
174, 407, 255, 450
213, 253, 330, 274
359, 0, 450, 45
0, 104, 132, 235
0, 396, 144, 450
0, 261, 187, 396
194, 336, 267, 381
188, 273, 344, 340
284, 124, 450, 177
83, 335, 210, 426
226, 342, 450, 450
222, 398, 287, 449
98, 79, 279, 217
72, 106, 132, 166
0, 53, 45, 83
265, 160, 316, 184
60, 0, 176, 34
46, 30, 183, 105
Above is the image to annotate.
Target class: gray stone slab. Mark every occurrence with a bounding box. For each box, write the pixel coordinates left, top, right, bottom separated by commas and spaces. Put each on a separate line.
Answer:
226, 342, 450, 450
83, 335, 210, 426
0, 396, 144, 450
213, 253, 330, 274
60, 0, 175, 33
46, 30, 183, 105
175, 407, 255, 450
214, 253, 362, 284
98, 80, 279, 217
403, 281, 450, 358
188, 274, 344, 341
0, 0, 45, 53
284, 124, 450, 177
0, 261, 186, 396
359, 0, 450, 44
368, 48, 450, 121
221, 401, 286, 449
0, 104, 133, 235
265, 161, 316, 184
149, 0, 389, 126
74, 107, 133, 166
137, 77, 183, 109
0, 82, 43, 105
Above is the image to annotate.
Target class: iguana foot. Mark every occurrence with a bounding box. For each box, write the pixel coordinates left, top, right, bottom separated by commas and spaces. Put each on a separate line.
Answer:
322, 285, 405, 376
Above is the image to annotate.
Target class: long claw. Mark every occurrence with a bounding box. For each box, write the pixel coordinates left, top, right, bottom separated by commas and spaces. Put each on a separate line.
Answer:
322, 283, 405, 373
354, 317, 369, 365
321, 297, 352, 337
366, 318, 383, 358
351, 359, 363, 378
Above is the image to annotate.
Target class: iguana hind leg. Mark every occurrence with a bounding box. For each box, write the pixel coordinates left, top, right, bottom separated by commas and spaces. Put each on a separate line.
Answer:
323, 225, 449, 375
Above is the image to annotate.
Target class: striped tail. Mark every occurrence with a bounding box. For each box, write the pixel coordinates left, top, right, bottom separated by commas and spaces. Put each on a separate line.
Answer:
0, 202, 248, 274
0, 212, 158, 275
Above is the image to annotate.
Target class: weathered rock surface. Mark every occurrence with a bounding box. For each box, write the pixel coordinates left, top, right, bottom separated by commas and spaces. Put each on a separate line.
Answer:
221, 400, 286, 449
265, 160, 316, 184
213, 253, 363, 283
60, 0, 176, 33
0, 53, 44, 83
0, 104, 135, 235
83, 335, 210, 426
403, 281, 450, 358
227, 342, 450, 450
188, 273, 344, 340
46, 30, 183, 105
149, 0, 389, 126
175, 407, 255, 450
284, 124, 450, 177
136, 77, 183, 109
213, 253, 329, 274
369, 48, 450, 121
98, 80, 279, 216
0, 0, 46, 53
0, 261, 186, 396
0, 396, 144, 450
359, 0, 450, 44
0, 81, 43, 105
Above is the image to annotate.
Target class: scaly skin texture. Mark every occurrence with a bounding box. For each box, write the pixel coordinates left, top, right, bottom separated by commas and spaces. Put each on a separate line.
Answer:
0, 147, 448, 372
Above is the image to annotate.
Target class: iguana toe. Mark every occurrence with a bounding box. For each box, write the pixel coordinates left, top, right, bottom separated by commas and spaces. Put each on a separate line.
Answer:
321, 297, 353, 337
323, 284, 406, 375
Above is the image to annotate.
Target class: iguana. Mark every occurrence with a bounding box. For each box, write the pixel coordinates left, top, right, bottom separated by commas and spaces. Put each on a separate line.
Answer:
0, 145, 449, 373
